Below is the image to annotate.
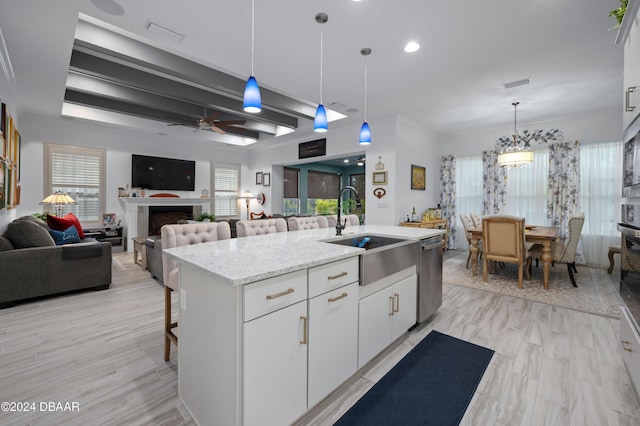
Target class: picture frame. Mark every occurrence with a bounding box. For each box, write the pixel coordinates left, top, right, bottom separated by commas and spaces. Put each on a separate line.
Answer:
103, 213, 117, 227
411, 164, 426, 190
256, 171, 263, 185
372, 171, 388, 185
0, 102, 5, 139
263, 172, 271, 187
0, 160, 5, 210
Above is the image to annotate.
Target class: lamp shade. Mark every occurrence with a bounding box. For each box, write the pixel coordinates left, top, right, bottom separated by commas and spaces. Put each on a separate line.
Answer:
314, 104, 328, 133
497, 150, 534, 168
240, 190, 254, 200
41, 190, 77, 205
243, 76, 262, 113
359, 121, 371, 145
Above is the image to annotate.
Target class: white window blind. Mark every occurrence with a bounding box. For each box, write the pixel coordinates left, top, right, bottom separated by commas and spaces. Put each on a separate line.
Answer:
211, 163, 240, 218
45, 143, 105, 224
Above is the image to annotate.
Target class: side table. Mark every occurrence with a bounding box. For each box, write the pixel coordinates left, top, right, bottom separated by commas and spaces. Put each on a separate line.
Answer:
133, 237, 147, 270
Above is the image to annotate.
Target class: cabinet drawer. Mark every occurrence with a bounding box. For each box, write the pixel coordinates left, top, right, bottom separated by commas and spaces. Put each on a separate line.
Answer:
620, 306, 640, 397
244, 270, 307, 322
308, 257, 359, 298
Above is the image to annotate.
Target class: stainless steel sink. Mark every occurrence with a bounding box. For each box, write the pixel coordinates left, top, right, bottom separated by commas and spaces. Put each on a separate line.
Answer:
324, 234, 419, 286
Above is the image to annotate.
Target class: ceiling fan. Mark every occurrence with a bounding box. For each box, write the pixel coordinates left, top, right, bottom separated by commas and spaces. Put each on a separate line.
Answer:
167, 109, 246, 135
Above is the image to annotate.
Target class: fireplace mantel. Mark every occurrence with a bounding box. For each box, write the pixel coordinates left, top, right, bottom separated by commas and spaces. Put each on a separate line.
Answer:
119, 197, 211, 251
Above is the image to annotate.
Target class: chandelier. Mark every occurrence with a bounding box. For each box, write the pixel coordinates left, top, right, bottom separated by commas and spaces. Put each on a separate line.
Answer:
496, 102, 563, 168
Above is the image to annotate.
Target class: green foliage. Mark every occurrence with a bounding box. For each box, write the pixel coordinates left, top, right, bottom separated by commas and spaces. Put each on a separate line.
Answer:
196, 213, 216, 222
315, 199, 338, 215
32, 213, 47, 221
610, 0, 629, 28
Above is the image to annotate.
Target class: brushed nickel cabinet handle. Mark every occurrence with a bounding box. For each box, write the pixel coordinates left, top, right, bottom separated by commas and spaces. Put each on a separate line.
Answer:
328, 292, 348, 303
624, 347, 633, 352
328, 271, 348, 280
300, 315, 307, 344
622, 340, 630, 344
389, 296, 394, 316
626, 86, 636, 112
266, 287, 294, 300
393, 293, 400, 313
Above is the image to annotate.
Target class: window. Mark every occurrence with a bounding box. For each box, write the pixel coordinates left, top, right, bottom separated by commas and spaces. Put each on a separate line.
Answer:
307, 170, 341, 214
283, 167, 300, 215
455, 155, 483, 215
504, 150, 549, 225
210, 162, 240, 218
44, 143, 105, 224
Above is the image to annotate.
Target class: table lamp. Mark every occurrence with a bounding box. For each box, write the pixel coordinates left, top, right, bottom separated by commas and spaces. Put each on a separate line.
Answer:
41, 190, 77, 217
239, 190, 254, 220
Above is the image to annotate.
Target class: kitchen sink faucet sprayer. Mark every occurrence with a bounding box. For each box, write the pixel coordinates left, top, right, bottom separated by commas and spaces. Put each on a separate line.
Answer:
336, 186, 361, 236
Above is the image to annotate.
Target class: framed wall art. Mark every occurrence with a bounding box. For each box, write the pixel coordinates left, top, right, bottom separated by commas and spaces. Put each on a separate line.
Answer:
411, 164, 426, 190
372, 171, 387, 185
263, 172, 271, 187
256, 171, 262, 185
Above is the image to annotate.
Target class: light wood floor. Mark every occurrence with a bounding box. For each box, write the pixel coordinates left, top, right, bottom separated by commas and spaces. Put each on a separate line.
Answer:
0, 252, 639, 425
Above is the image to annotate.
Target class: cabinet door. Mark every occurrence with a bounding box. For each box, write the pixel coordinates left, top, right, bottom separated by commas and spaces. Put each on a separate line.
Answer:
358, 286, 393, 368
308, 282, 359, 407
624, 8, 640, 129
243, 300, 308, 426
391, 275, 417, 340
620, 307, 640, 396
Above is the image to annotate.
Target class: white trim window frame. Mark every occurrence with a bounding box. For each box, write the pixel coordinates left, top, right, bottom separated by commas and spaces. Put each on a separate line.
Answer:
210, 162, 241, 219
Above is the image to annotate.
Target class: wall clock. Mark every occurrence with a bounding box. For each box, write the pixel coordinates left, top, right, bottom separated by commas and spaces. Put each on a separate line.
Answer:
256, 192, 266, 205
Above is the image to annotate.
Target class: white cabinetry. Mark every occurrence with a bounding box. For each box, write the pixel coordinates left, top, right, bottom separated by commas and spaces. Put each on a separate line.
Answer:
620, 307, 640, 399
623, 1, 640, 130
358, 274, 417, 367
243, 270, 308, 426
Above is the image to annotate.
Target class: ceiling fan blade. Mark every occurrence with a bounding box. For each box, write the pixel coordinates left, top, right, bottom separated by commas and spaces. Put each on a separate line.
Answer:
211, 125, 226, 135
203, 111, 220, 124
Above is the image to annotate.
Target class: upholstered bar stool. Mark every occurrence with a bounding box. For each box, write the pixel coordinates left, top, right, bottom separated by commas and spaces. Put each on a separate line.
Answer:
287, 216, 329, 231
161, 221, 231, 361
236, 218, 288, 237
326, 214, 360, 228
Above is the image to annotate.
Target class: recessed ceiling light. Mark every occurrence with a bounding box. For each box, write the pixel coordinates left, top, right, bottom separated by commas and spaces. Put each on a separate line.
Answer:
344, 159, 349, 163
404, 42, 420, 53
91, 0, 124, 16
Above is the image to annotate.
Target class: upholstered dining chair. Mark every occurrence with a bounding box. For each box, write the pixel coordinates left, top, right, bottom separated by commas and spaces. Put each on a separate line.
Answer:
482, 215, 531, 288
460, 214, 482, 269
161, 221, 231, 361
236, 218, 288, 237
326, 214, 360, 228
527, 212, 585, 287
470, 213, 483, 229
287, 216, 329, 231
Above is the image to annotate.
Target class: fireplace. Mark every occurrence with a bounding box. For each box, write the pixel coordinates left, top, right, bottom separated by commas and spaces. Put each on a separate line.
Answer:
148, 205, 194, 236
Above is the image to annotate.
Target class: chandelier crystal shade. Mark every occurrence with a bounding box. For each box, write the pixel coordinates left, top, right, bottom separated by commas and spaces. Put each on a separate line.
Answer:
243, 0, 262, 113
314, 13, 328, 133
496, 101, 563, 168
359, 47, 372, 145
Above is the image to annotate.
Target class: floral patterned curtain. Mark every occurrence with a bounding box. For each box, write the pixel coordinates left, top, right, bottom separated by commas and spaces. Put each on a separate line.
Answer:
547, 140, 584, 262
482, 150, 507, 215
440, 154, 457, 249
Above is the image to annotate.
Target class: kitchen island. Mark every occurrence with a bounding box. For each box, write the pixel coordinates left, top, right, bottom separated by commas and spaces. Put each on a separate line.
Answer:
164, 225, 445, 426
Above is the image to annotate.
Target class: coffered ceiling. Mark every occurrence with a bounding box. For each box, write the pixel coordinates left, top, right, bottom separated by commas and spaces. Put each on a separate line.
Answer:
0, 0, 625, 149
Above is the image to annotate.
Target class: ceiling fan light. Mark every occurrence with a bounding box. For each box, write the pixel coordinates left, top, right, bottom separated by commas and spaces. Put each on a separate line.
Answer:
359, 121, 371, 145
243, 75, 262, 113
314, 104, 328, 132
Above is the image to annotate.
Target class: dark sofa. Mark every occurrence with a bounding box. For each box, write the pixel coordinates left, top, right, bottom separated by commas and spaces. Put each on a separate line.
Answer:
0, 216, 112, 308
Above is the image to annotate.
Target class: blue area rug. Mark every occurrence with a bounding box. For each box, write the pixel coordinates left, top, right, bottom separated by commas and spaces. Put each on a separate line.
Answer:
335, 330, 494, 426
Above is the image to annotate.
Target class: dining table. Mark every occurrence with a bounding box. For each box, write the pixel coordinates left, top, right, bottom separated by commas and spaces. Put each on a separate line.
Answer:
468, 225, 560, 290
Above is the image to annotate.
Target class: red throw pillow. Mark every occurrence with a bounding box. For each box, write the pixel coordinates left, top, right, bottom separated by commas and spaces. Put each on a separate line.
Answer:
46, 213, 85, 239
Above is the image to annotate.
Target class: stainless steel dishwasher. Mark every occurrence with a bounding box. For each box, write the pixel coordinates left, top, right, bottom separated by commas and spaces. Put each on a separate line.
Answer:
417, 236, 443, 322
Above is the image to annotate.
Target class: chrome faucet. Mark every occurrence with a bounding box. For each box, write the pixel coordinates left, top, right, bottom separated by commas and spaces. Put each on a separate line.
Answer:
336, 185, 361, 236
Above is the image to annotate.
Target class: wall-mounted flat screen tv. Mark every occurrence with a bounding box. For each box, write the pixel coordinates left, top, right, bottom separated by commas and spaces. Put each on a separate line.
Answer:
131, 154, 195, 191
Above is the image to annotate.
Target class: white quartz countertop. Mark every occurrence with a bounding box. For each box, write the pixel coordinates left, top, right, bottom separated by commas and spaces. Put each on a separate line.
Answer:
163, 225, 445, 286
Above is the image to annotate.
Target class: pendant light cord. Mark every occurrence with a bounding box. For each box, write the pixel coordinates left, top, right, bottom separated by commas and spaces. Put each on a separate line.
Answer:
251, 0, 255, 76
319, 22, 324, 104
364, 54, 368, 121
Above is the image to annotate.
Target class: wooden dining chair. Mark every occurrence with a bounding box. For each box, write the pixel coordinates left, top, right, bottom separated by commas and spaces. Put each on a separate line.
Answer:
482, 215, 531, 288
460, 214, 481, 268
527, 212, 584, 287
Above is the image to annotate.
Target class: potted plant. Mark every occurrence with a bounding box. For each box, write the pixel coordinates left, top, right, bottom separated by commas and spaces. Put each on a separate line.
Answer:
196, 213, 216, 222
610, 0, 629, 28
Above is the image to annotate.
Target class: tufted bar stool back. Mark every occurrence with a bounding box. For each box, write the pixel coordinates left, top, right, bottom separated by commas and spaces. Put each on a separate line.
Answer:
326, 214, 360, 228
287, 216, 330, 231
236, 218, 288, 237
161, 221, 231, 361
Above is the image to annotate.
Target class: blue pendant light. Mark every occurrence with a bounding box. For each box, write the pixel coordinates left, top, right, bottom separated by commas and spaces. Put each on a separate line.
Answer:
314, 13, 328, 133
359, 48, 372, 145
243, 0, 261, 113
